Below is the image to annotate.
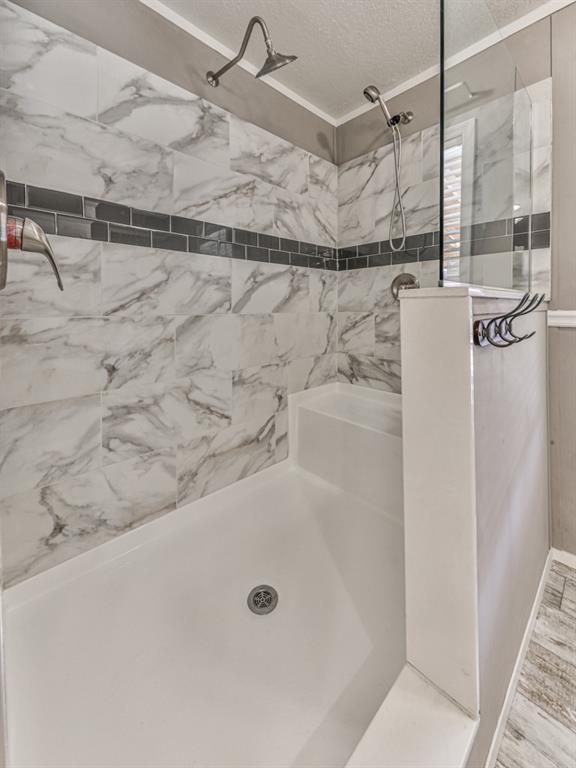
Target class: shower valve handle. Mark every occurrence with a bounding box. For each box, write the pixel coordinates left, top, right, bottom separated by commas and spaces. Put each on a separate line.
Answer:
6, 215, 63, 291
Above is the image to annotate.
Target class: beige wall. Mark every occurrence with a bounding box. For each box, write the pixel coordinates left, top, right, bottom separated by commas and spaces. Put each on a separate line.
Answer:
550, 2, 576, 555
549, 328, 576, 551
551, 3, 576, 310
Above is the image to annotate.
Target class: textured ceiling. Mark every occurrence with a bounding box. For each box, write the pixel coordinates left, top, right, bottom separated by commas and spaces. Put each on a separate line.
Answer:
159, 0, 550, 119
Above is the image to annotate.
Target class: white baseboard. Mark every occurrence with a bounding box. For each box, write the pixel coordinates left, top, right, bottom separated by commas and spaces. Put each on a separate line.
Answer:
484, 549, 553, 768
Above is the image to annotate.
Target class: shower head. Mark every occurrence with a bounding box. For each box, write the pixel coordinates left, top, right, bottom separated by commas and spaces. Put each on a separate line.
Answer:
207, 16, 297, 87
363, 85, 382, 104
256, 50, 298, 79
363, 84, 393, 124
363, 84, 414, 128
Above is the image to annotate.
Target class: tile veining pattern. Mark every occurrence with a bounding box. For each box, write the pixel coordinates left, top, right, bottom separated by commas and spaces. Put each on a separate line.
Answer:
496, 559, 576, 768
0, 0, 553, 584
338, 78, 552, 290
0, 1, 337, 248
0, 0, 339, 585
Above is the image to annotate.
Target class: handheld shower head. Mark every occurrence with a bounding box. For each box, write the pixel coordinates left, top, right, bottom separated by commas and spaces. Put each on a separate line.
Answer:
363, 85, 381, 104
362, 83, 415, 254
363, 84, 393, 124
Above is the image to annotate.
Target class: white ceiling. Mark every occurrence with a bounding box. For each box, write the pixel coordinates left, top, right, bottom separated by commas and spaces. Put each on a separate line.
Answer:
156, 0, 554, 121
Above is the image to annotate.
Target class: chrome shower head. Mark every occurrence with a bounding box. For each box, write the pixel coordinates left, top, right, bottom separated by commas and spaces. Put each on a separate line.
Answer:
256, 50, 298, 79
207, 16, 297, 87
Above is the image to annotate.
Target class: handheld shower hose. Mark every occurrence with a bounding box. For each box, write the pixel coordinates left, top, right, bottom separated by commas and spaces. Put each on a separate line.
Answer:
363, 85, 413, 252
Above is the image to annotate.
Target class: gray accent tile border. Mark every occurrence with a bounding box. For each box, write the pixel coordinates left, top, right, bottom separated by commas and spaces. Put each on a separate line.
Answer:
6, 180, 337, 270
6, 180, 550, 271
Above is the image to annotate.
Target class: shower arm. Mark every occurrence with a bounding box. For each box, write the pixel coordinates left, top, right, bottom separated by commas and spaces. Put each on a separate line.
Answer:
207, 17, 274, 87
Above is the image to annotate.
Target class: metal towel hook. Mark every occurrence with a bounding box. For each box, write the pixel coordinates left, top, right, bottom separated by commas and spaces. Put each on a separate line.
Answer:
473, 292, 544, 348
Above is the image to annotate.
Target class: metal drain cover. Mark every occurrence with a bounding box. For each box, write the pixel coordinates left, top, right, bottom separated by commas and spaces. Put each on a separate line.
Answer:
248, 585, 278, 615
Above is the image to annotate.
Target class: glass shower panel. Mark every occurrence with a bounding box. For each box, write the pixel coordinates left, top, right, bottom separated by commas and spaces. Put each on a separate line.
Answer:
440, 0, 533, 289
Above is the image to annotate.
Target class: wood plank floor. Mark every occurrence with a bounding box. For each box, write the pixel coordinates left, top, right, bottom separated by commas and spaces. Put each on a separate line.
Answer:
496, 559, 576, 768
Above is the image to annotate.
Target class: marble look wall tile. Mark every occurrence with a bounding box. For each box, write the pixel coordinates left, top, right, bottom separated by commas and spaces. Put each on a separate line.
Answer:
338, 150, 379, 207
374, 178, 439, 240
310, 155, 337, 202
175, 313, 290, 375
177, 414, 276, 505
375, 308, 401, 359
417, 259, 441, 289
230, 116, 308, 194
473, 94, 514, 167
532, 145, 552, 214
0, 235, 101, 317
338, 352, 401, 394
232, 260, 309, 314
512, 151, 532, 218
308, 155, 338, 247
274, 187, 336, 247
232, 363, 286, 424
102, 243, 231, 317
97, 48, 229, 167
338, 264, 404, 313
99, 316, 175, 393
102, 384, 174, 466
529, 79, 552, 150
0, 317, 106, 409
422, 124, 440, 182
531, 248, 551, 299
337, 312, 375, 355
338, 198, 376, 248
0, 91, 174, 212
513, 88, 532, 158
0, 0, 97, 118
275, 409, 289, 462
0, 314, 175, 406
1, 449, 176, 586
309, 269, 337, 313
175, 315, 240, 376
286, 353, 337, 394
236, 315, 280, 368
274, 312, 336, 361
172, 372, 233, 446
0, 395, 101, 499
173, 152, 276, 233
102, 373, 232, 464
471, 156, 515, 225
373, 133, 423, 195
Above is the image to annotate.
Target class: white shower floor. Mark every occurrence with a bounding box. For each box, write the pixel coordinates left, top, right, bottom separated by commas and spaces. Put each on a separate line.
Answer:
4, 463, 406, 768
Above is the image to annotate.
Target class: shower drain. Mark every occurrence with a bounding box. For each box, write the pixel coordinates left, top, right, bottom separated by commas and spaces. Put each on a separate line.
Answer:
247, 585, 278, 615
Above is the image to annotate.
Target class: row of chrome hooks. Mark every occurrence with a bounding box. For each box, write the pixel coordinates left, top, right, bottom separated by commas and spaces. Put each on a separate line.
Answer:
473, 293, 545, 348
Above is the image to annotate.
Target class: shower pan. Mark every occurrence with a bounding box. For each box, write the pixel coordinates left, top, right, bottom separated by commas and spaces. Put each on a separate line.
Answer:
4, 386, 406, 768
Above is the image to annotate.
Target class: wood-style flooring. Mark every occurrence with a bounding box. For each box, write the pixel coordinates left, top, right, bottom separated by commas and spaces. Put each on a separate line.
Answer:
496, 559, 576, 768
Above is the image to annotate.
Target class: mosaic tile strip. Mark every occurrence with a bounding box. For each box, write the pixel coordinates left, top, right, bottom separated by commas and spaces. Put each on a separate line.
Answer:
7, 181, 550, 272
